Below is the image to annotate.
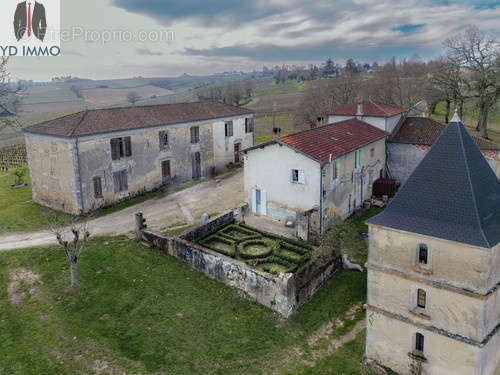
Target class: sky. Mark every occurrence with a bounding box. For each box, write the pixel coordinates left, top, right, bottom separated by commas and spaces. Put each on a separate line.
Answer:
6, 0, 500, 81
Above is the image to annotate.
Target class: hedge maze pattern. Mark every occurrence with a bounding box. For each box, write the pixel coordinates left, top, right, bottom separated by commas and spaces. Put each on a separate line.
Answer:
198, 223, 313, 275
0, 144, 27, 172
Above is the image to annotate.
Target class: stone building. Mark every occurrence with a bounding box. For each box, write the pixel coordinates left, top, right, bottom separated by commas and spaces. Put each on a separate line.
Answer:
243, 118, 387, 241
23, 102, 254, 214
388, 116, 500, 183
365, 113, 500, 375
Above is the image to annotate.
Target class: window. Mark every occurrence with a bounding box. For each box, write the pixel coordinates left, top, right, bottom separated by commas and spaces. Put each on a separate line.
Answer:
291, 169, 305, 184
332, 160, 338, 180
355, 150, 362, 168
159, 131, 169, 150
225, 121, 234, 137
370, 147, 375, 158
417, 289, 426, 308
415, 333, 424, 352
93, 176, 103, 198
418, 244, 428, 265
245, 118, 254, 133
113, 169, 128, 193
110, 137, 132, 160
190, 126, 200, 144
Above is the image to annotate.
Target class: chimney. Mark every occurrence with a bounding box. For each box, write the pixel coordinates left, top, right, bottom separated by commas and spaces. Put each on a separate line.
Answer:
356, 98, 364, 117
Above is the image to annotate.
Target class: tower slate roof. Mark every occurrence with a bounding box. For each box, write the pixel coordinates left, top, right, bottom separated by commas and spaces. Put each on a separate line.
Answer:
367, 112, 500, 248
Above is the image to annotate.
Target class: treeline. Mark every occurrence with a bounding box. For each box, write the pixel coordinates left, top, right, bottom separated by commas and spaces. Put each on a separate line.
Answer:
297, 26, 499, 138
196, 79, 257, 106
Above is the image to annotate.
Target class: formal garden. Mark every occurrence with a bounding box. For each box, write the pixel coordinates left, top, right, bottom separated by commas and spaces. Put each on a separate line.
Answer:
198, 223, 314, 275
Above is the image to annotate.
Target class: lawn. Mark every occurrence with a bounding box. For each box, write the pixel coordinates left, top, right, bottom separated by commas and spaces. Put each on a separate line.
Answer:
0, 232, 370, 375
0, 172, 205, 234
0, 173, 72, 234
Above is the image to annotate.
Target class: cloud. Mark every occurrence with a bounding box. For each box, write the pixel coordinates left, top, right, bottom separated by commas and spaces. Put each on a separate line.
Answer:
184, 41, 433, 63
137, 48, 164, 56
111, 0, 284, 25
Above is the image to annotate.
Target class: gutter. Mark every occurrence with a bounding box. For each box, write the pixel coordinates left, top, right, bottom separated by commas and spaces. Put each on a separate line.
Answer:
74, 137, 85, 214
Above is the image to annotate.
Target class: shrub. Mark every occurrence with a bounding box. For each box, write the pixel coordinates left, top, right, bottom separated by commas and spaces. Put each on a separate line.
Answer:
238, 240, 273, 260
199, 235, 236, 257
10, 165, 28, 186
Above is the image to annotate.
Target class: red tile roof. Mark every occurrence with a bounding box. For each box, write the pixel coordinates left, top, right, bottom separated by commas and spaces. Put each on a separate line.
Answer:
23, 102, 254, 137
326, 99, 406, 117
390, 117, 500, 150
244, 119, 388, 163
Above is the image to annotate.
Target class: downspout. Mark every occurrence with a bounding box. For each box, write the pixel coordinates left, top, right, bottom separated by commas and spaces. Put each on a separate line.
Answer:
74, 137, 85, 214
360, 166, 364, 206
319, 163, 324, 235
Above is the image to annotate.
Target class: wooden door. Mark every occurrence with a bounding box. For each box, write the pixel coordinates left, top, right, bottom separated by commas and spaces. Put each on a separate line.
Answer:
234, 143, 241, 163
192, 152, 201, 179
161, 160, 171, 184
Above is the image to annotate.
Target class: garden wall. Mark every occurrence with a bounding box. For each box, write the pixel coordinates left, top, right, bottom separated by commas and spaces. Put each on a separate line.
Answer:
140, 210, 342, 317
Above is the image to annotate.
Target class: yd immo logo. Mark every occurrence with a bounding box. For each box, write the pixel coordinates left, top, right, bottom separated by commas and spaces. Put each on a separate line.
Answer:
1, 0, 60, 57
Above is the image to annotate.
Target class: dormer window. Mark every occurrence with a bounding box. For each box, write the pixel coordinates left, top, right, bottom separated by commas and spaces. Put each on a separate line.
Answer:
418, 244, 428, 265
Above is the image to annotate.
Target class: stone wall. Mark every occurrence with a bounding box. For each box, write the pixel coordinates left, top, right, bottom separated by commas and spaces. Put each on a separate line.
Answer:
140, 210, 342, 317
25, 133, 81, 214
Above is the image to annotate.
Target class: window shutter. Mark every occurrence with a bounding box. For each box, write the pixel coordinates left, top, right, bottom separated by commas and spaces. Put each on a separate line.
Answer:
251, 189, 257, 213
159, 131, 165, 150
250, 118, 254, 132
113, 172, 120, 193
93, 177, 102, 198
298, 170, 305, 184
124, 137, 132, 157
111, 139, 120, 160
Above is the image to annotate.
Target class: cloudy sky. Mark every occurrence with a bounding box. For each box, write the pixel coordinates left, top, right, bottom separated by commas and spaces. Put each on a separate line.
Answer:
8, 0, 500, 81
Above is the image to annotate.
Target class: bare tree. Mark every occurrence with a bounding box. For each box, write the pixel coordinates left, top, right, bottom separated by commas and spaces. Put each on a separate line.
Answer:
51, 220, 90, 291
444, 26, 500, 138
295, 80, 337, 129
127, 91, 142, 105
0, 57, 25, 133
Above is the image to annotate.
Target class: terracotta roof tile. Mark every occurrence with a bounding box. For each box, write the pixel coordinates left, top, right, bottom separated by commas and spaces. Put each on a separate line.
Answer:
23, 102, 254, 137
390, 117, 500, 150
244, 119, 387, 163
326, 99, 406, 117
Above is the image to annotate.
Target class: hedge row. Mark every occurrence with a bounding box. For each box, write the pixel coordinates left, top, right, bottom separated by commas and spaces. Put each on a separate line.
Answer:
239, 222, 313, 250
199, 234, 236, 257
238, 239, 273, 260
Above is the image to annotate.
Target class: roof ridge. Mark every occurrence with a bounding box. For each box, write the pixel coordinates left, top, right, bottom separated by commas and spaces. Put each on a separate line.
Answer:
368, 99, 391, 116
67, 101, 253, 114
457, 122, 491, 247
279, 118, 382, 141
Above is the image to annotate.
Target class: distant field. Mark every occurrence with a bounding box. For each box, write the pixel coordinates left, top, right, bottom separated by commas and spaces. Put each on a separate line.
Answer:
82, 85, 174, 107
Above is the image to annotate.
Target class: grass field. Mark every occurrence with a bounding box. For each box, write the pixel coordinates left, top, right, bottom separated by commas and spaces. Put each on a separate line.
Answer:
0, 232, 370, 374
0, 173, 71, 234
431, 100, 500, 144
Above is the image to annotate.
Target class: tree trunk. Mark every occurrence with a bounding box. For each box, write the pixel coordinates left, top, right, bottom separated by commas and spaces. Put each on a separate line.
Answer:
445, 99, 451, 124
459, 100, 464, 120
479, 104, 489, 139
70, 261, 79, 291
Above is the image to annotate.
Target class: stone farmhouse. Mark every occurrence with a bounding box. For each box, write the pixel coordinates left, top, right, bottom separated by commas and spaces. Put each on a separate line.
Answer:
23, 102, 255, 214
388, 116, 500, 183
365, 113, 500, 375
243, 119, 387, 241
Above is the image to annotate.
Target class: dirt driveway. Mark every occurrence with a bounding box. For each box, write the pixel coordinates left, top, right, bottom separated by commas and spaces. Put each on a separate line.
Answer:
0, 170, 244, 251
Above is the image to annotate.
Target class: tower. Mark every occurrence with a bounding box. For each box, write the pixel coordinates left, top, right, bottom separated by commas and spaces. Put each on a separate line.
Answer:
365, 111, 500, 375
